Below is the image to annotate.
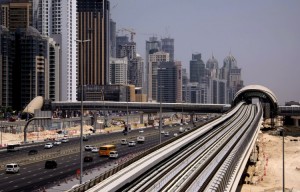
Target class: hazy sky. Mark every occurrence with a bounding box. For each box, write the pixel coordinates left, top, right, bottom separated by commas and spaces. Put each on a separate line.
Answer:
110, 0, 300, 105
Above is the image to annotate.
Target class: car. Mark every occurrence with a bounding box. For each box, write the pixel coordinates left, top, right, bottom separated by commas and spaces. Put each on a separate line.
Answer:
121, 139, 128, 145
179, 127, 185, 133
173, 133, 178, 137
109, 151, 118, 158
28, 149, 38, 155
164, 131, 170, 137
84, 156, 93, 162
61, 138, 69, 143
53, 140, 62, 145
5, 163, 20, 173
84, 145, 94, 151
128, 141, 136, 147
44, 143, 53, 149
137, 136, 145, 143
161, 130, 165, 134
45, 160, 57, 169
91, 147, 99, 153
138, 129, 144, 133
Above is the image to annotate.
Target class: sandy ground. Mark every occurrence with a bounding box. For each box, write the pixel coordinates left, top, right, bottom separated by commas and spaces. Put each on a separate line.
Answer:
240, 131, 300, 192
1, 124, 299, 191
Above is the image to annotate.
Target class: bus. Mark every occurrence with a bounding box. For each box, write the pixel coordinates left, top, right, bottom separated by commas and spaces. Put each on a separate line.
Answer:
99, 145, 116, 156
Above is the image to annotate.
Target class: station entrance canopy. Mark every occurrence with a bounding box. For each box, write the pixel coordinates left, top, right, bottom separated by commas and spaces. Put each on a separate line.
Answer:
232, 85, 278, 117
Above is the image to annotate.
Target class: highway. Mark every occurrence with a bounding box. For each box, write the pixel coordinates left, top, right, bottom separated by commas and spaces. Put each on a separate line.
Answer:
0, 122, 194, 192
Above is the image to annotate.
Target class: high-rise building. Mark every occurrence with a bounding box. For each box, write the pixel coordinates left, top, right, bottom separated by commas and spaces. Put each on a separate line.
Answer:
110, 19, 116, 57
190, 53, 206, 83
77, 0, 110, 101
32, 0, 77, 102
1, 27, 60, 110
0, 0, 32, 32
148, 51, 169, 102
220, 53, 243, 103
161, 37, 174, 62
110, 57, 128, 85
157, 61, 180, 103
145, 36, 161, 96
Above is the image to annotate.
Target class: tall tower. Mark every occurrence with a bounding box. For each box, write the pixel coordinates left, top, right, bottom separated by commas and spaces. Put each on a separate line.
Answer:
0, 0, 32, 32
148, 51, 169, 102
77, 0, 110, 100
220, 53, 243, 103
32, 0, 77, 102
161, 37, 174, 62
145, 36, 161, 98
190, 53, 206, 83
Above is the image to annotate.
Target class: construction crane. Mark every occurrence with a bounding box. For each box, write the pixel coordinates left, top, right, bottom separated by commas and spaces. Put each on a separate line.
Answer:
118, 28, 136, 42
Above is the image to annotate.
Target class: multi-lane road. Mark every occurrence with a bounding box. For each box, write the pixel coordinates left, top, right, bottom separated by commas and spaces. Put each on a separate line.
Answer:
0, 123, 193, 192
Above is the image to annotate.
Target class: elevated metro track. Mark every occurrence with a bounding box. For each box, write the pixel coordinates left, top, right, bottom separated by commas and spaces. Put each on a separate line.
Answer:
68, 102, 263, 192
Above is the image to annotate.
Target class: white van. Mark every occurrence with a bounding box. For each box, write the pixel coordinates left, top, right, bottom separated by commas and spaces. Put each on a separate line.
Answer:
109, 151, 119, 158
6, 163, 20, 173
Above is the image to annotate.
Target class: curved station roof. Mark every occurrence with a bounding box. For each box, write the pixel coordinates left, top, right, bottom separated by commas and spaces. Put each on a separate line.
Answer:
233, 85, 278, 115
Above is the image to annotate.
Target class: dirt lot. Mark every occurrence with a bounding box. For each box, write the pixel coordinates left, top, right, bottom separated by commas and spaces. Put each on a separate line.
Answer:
240, 127, 300, 192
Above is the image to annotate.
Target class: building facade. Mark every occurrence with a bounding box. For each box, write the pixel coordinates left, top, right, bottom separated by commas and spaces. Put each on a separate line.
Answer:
148, 51, 169, 102
77, 0, 110, 101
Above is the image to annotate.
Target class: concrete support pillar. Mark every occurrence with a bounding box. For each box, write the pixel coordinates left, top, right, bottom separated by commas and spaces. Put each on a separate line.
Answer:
140, 114, 144, 124
294, 118, 299, 127
190, 114, 194, 124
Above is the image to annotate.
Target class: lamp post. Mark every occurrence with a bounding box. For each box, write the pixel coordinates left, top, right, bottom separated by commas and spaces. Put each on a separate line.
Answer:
126, 89, 129, 129
280, 127, 285, 191
75, 39, 90, 184
158, 67, 165, 144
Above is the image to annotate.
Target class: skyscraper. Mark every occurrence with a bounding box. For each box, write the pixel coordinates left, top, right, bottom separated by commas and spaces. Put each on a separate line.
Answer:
220, 53, 243, 103
32, 0, 77, 101
157, 61, 179, 103
0, 0, 32, 32
148, 51, 169, 102
190, 53, 206, 83
161, 37, 174, 62
77, 0, 110, 100
145, 36, 161, 97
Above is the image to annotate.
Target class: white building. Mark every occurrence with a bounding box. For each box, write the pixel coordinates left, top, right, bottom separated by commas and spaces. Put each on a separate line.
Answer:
33, 0, 77, 101
110, 57, 128, 85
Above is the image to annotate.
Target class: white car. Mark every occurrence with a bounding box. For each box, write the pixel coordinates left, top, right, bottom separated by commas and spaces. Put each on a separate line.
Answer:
84, 145, 94, 151
44, 143, 53, 149
61, 138, 69, 143
121, 139, 128, 145
137, 136, 145, 143
128, 141, 136, 147
138, 129, 144, 133
53, 140, 62, 145
164, 131, 170, 137
109, 151, 119, 158
6, 163, 20, 173
91, 147, 99, 153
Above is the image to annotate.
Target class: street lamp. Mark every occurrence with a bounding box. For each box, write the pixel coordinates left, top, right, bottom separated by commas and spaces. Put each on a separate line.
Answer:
279, 127, 285, 191
75, 39, 90, 184
158, 67, 166, 144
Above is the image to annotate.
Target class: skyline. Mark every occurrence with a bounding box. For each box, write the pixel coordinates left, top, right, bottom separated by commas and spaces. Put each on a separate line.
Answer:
110, 0, 300, 105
